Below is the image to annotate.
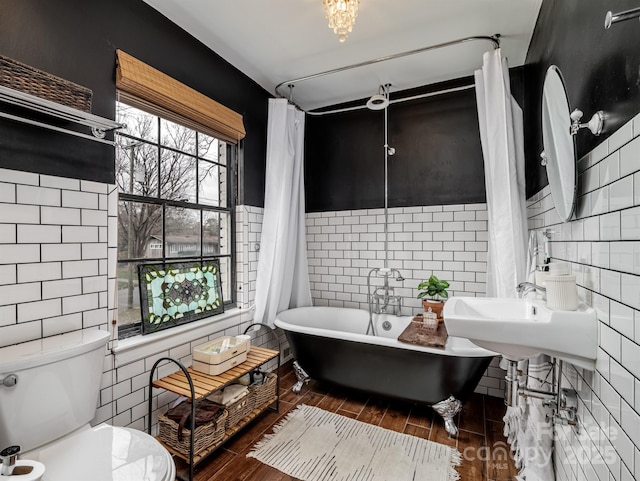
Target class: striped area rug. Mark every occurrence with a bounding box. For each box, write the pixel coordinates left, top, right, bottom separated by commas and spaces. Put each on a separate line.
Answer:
248, 404, 461, 481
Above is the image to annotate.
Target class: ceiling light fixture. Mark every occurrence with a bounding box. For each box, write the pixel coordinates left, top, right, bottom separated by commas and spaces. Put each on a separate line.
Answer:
322, 0, 360, 43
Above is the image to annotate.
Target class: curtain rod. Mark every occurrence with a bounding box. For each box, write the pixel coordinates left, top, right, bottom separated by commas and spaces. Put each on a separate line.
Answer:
306, 84, 475, 116
274, 34, 500, 103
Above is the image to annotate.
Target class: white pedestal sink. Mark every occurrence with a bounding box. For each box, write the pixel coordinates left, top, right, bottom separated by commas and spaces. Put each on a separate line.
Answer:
443, 296, 597, 371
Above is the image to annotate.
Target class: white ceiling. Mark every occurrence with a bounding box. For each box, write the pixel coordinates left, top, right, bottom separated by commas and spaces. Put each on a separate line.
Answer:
143, 0, 542, 110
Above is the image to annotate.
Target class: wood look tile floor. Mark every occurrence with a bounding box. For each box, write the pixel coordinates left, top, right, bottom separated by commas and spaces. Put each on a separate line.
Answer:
175, 361, 517, 481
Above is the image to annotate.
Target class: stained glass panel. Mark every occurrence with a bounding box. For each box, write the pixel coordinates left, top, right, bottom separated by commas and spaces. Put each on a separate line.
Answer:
139, 260, 224, 334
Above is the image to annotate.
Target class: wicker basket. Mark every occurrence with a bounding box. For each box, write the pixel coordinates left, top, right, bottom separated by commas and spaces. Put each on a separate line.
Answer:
223, 392, 254, 429
249, 373, 278, 408
158, 408, 227, 456
0, 54, 93, 112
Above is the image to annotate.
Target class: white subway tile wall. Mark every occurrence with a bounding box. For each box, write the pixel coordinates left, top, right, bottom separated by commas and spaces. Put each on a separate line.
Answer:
0, 171, 114, 347
527, 112, 640, 481
306, 204, 489, 311
305, 204, 505, 397
235, 205, 263, 309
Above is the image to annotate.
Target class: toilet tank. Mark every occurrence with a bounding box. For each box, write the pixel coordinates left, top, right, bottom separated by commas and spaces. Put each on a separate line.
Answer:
0, 330, 110, 453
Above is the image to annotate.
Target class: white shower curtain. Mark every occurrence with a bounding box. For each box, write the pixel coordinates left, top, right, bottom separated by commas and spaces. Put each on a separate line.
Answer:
254, 98, 312, 327
475, 50, 553, 481
475, 48, 527, 298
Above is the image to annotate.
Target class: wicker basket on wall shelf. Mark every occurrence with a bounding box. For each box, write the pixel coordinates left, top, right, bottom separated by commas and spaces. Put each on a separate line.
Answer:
0, 54, 93, 112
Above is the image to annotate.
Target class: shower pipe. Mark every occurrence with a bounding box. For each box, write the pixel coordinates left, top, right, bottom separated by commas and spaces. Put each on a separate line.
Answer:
382, 83, 390, 270
274, 34, 500, 114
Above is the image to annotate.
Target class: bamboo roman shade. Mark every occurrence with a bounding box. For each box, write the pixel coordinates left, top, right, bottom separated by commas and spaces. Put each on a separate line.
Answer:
115, 49, 245, 143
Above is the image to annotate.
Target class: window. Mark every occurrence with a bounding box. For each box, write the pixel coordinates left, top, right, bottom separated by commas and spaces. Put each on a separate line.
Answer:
116, 100, 235, 338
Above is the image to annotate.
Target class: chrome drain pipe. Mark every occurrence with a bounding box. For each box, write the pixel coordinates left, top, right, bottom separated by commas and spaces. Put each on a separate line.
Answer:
504, 359, 579, 431
505, 360, 520, 407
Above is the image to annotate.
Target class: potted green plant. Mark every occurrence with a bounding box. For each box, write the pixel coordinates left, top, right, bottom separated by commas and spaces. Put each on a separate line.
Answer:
417, 275, 450, 320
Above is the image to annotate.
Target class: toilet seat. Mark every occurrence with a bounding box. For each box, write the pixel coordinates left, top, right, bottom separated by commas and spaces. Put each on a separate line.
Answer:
28, 423, 175, 481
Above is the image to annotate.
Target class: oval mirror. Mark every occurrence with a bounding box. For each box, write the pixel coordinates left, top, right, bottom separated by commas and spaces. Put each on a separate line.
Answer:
541, 65, 576, 222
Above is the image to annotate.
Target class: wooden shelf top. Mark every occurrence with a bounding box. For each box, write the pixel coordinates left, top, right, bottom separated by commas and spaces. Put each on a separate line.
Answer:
152, 346, 279, 400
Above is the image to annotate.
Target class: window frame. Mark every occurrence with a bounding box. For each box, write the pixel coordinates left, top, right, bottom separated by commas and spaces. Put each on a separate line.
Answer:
115, 99, 237, 339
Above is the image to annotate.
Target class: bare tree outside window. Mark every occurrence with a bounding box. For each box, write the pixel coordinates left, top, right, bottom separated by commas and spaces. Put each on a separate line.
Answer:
115, 101, 232, 334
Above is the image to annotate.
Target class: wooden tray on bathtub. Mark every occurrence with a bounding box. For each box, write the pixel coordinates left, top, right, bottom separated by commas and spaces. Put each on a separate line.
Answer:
398, 317, 448, 348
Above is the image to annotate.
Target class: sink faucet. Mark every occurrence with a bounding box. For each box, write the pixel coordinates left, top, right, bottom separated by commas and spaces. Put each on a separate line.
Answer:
0, 445, 20, 476
516, 281, 546, 298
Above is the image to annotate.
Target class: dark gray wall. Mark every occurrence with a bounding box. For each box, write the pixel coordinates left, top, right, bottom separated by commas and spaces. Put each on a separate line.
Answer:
305, 70, 525, 213
0, 0, 269, 207
305, 77, 487, 212
524, 0, 640, 197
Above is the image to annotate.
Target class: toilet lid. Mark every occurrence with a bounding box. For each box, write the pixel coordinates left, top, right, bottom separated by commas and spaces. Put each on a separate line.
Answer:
34, 424, 174, 481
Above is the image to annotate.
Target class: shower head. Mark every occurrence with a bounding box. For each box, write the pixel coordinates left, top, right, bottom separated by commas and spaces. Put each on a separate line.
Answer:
366, 93, 389, 110
366, 85, 390, 110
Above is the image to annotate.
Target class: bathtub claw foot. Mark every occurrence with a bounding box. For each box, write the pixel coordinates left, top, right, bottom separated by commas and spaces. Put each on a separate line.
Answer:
432, 396, 462, 437
292, 361, 310, 393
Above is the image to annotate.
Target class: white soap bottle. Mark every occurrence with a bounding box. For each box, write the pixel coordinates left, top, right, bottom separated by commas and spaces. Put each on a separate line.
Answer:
545, 262, 577, 311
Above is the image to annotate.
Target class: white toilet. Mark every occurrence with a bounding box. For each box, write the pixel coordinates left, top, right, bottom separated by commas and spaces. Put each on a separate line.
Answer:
0, 330, 175, 481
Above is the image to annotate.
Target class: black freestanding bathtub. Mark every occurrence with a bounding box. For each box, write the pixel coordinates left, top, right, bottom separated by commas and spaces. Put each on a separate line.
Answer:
274, 306, 495, 436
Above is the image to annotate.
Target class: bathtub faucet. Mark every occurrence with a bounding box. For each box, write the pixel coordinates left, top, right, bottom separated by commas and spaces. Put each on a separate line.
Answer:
372, 289, 403, 316
367, 268, 405, 333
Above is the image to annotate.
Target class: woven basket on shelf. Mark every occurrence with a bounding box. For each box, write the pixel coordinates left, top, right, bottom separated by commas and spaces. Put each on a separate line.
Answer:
249, 372, 278, 408
0, 54, 93, 112
223, 392, 254, 429
158, 408, 227, 457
